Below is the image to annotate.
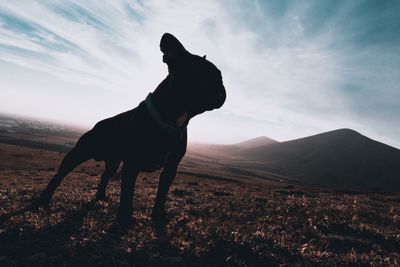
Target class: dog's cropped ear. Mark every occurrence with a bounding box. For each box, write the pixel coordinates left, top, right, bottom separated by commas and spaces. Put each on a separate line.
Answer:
160, 33, 187, 64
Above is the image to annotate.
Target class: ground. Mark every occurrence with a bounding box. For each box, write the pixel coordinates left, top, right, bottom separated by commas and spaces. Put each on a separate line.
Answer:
0, 143, 399, 266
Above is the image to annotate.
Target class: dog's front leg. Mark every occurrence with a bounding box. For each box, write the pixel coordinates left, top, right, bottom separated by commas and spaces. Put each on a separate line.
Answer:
116, 161, 138, 226
152, 163, 178, 223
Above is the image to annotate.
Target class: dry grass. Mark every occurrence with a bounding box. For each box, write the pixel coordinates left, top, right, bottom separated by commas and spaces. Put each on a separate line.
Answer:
0, 143, 399, 266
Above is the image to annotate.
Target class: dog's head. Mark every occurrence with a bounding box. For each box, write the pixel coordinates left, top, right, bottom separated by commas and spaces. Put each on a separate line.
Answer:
160, 33, 226, 119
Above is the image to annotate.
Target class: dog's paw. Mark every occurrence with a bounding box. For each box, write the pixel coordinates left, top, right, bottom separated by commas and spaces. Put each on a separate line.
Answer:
95, 193, 109, 201
151, 212, 169, 226
116, 213, 135, 227
29, 198, 50, 211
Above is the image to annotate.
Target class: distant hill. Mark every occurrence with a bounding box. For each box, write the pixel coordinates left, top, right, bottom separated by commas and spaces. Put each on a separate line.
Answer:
234, 136, 278, 149
0, 114, 82, 153
237, 129, 400, 191
187, 136, 278, 159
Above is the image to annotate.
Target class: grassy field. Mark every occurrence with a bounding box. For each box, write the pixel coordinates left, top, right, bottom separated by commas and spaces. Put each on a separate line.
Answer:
0, 143, 399, 266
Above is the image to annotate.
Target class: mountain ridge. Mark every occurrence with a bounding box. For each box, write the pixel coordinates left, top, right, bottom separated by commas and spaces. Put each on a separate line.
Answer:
189, 128, 400, 191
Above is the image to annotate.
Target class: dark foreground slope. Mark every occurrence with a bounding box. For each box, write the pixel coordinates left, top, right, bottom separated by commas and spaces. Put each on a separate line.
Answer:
0, 143, 400, 266
239, 129, 400, 191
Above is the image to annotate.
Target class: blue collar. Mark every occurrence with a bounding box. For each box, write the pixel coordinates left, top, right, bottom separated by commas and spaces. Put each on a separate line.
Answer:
145, 93, 184, 138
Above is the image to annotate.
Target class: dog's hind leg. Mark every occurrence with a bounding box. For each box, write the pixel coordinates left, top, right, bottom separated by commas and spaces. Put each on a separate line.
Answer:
95, 160, 121, 201
30, 146, 90, 209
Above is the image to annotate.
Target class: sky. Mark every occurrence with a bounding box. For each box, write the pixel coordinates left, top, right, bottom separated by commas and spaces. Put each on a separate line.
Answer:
1, 0, 400, 147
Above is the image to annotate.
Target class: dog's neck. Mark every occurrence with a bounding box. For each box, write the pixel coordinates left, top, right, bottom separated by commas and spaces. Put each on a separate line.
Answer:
151, 76, 190, 128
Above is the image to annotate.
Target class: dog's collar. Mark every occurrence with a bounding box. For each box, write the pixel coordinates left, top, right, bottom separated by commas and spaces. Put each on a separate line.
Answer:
145, 93, 184, 138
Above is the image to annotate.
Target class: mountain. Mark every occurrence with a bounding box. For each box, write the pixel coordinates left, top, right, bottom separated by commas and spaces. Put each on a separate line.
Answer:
237, 129, 400, 191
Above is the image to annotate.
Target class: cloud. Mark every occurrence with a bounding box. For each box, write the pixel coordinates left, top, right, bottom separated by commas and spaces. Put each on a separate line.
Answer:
0, 0, 399, 148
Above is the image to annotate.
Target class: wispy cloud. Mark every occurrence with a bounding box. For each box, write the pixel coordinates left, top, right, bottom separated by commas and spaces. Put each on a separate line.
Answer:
1, 0, 399, 147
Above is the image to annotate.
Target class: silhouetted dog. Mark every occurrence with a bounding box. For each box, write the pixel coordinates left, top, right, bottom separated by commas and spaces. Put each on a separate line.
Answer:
30, 33, 226, 225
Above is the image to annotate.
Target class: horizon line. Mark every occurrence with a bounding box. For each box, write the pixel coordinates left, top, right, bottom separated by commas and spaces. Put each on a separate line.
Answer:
1, 110, 399, 150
